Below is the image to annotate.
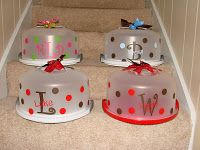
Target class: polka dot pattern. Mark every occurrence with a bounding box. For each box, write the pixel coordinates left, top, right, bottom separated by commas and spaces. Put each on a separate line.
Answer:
122, 59, 126, 62
162, 89, 167, 95
128, 89, 135, 96
116, 91, 120, 97
120, 43, 126, 49
28, 108, 34, 115
128, 107, 135, 114
149, 52, 154, 58
80, 86, 84, 93
52, 88, 59, 94
25, 38, 29, 44
170, 108, 173, 114
173, 93, 176, 99
74, 49, 78, 55
159, 108, 165, 115
26, 89, 31, 96
79, 101, 83, 108
60, 108, 66, 114
111, 37, 114, 42
19, 83, 22, 89
117, 108, 122, 115
67, 41, 72, 48
111, 53, 116, 58
66, 95, 72, 101
143, 38, 148, 43
21, 98, 24, 104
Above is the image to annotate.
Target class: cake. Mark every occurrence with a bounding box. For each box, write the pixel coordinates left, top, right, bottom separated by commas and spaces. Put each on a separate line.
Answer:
101, 28, 164, 67
16, 57, 93, 123
102, 62, 179, 125
20, 21, 81, 66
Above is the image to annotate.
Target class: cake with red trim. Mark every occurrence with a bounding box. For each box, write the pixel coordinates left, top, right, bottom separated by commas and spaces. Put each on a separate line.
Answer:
102, 61, 179, 125
16, 55, 93, 123
20, 18, 81, 66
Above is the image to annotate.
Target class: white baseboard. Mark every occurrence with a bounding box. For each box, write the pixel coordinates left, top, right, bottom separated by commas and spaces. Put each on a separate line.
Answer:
0, 0, 32, 99
150, 0, 196, 150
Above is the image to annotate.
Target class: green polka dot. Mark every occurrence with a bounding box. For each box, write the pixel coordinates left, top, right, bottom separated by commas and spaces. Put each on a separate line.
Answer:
64, 53, 70, 59
31, 53, 37, 60
74, 36, 78, 42
34, 36, 39, 44
55, 36, 61, 43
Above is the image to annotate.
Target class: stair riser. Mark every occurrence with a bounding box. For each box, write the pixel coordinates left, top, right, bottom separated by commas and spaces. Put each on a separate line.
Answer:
38, 0, 145, 9
32, 6, 152, 32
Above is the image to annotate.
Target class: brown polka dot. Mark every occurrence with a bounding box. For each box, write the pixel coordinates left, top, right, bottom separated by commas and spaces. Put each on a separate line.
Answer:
143, 38, 148, 43
162, 89, 167, 95
52, 88, 59, 94
170, 108, 173, 114
111, 37, 114, 42
21, 98, 24, 104
87, 100, 90, 105
79, 101, 83, 108
122, 59, 126, 62
149, 52, 154, 58
111, 53, 116, 58
19, 83, 22, 89
173, 93, 176, 99
116, 91, 120, 97
117, 108, 122, 115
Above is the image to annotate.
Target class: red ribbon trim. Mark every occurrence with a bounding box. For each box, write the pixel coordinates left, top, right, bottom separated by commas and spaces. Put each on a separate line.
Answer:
44, 55, 65, 73
123, 61, 158, 74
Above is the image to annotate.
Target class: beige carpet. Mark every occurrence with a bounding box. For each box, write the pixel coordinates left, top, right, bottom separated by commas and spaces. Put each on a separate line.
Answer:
0, 96, 191, 150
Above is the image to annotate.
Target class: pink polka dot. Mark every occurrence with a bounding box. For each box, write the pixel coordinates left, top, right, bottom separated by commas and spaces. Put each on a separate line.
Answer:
107, 100, 110, 106
80, 86, 84, 93
159, 108, 165, 115
60, 108, 66, 114
26, 89, 31, 96
74, 49, 78, 55
28, 108, 34, 115
66, 95, 72, 101
128, 89, 135, 96
108, 82, 111, 88
128, 107, 135, 114
67, 41, 72, 48
25, 38, 29, 44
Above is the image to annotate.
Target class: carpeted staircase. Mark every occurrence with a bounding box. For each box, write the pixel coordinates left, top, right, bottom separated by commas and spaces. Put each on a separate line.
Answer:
0, 0, 192, 149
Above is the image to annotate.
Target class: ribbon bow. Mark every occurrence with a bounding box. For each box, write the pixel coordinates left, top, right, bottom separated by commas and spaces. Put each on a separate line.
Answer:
37, 18, 59, 28
43, 55, 65, 73
121, 18, 152, 30
123, 59, 159, 74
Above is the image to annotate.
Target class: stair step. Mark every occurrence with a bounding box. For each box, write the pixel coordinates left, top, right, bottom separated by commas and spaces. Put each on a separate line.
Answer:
77, 32, 104, 60
0, 96, 191, 150
32, 6, 152, 32
36, 0, 145, 9
7, 61, 173, 100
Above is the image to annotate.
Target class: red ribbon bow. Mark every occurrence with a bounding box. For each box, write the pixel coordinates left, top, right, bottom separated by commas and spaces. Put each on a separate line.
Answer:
123, 61, 158, 74
44, 55, 65, 73
37, 18, 59, 28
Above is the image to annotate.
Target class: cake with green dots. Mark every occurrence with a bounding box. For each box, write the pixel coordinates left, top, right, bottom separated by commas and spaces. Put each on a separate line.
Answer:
20, 27, 81, 66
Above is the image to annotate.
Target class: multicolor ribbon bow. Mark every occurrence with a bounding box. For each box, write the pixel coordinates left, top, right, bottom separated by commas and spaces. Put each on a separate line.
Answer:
121, 18, 152, 30
123, 59, 159, 74
37, 18, 59, 28
43, 55, 65, 73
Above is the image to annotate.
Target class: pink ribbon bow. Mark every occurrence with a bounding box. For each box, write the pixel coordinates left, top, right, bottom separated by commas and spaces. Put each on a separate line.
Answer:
37, 18, 59, 28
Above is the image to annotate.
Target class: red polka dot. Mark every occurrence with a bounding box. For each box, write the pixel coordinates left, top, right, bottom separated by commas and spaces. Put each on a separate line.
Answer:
108, 82, 111, 88
25, 38, 29, 44
159, 108, 165, 115
74, 49, 78, 55
59, 108, 66, 114
66, 95, 72, 101
107, 100, 110, 106
67, 41, 72, 48
28, 108, 34, 115
128, 107, 135, 114
26, 89, 31, 96
80, 86, 84, 93
128, 89, 135, 96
